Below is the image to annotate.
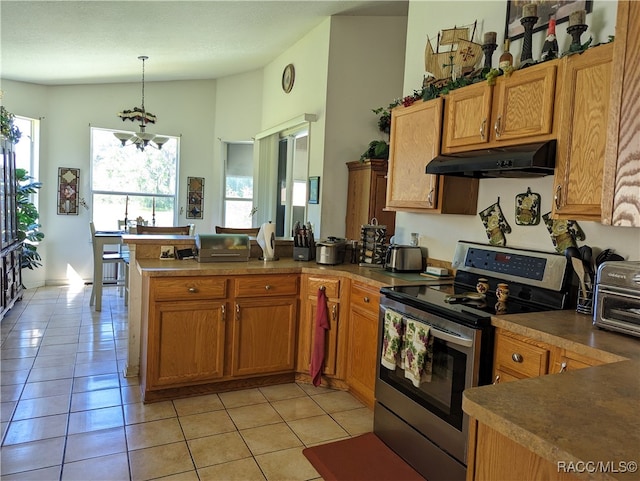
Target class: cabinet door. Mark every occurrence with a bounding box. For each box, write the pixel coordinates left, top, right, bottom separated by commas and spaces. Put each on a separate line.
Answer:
386, 98, 442, 211
549, 347, 606, 374
232, 297, 297, 377
346, 282, 380, 407
553, 44, 613, 220
147, 300, 226, 389
492, 63, 557, 143
442, 82, 492, 152
602, 0, 640, 227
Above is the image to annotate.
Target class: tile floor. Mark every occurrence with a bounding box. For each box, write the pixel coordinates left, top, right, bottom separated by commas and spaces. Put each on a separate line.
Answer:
1, 285, 373, 480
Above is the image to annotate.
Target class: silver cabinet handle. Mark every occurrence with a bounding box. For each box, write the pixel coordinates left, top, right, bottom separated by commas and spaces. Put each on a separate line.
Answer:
188, 287, 197, 293
493, 375, 501, 385
235, 303, 240, 321
332, 304, 337, 321
427, 188, 434, 206
265, 285, 271, 290
221, 304, 226, 322
480, 118, 487, 140
511, 353, 523, 363
494, 115, 502, 137
559, 362, 567, 373
363, 296, 370, 303
554, 184, 562, 210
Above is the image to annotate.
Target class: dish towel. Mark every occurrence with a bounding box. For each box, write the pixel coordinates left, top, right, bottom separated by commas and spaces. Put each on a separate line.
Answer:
380, 308, 404, 370
310, 288, 330, 387
403, 319, 434, 387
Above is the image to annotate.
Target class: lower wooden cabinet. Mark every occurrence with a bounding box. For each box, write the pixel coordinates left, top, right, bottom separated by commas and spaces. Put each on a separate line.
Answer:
147, 299, 226, 388
141, 274, 299, 399
298, 275, 348, 380
467, 419, 581, 481
345, 281, 380, 407
232, 297, 297, 376
493, 327, 607, 384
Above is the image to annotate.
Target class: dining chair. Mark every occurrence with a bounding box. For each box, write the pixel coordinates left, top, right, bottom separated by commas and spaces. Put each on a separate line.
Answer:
89, 222, 129, 311
215, 226, 260, 236
135, 225, 191, 235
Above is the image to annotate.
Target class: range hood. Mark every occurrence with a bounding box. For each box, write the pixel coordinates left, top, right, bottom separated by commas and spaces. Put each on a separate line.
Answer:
426, 140, 556, 178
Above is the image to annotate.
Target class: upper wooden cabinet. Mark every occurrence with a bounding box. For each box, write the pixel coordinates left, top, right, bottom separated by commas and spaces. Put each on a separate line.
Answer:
345, 159, 395, 241
442, 61, 558, 153
552, 43, 613, 220
386, 97, 478, 214
602, 0, 640, 227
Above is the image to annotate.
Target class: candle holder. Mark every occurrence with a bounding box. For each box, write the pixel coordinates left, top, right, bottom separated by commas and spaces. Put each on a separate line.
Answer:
482, 42, 498, 69
520, 15, 538, 66
567, 24, 588, 52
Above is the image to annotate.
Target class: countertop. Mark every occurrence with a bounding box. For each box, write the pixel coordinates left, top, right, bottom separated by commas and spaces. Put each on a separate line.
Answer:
463, 311, 640, 481
135, 257, 445, 289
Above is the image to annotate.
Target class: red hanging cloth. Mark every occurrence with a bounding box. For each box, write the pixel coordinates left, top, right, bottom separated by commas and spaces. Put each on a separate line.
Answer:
310, 288, 330, 387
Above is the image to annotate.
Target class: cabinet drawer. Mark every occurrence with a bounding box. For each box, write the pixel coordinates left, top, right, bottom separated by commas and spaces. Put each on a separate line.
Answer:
151, 277, 227, 301
494, 331, 549, 379
235, 275, 298, 297
307, 277, 340, 298
350, 282, 380, 311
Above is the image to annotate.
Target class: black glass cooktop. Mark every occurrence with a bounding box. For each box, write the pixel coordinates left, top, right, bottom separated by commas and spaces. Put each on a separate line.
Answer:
381, 283, 557, 322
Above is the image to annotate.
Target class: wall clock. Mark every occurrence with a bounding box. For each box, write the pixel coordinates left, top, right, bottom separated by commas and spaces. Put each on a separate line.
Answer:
282, 63, 295, 93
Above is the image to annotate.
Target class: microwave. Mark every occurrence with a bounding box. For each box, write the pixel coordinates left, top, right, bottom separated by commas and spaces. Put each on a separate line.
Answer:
593, 261, 640, 338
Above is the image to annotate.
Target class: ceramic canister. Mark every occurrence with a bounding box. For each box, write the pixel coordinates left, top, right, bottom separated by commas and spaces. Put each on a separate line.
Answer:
496, 283, 510, 302
476, 278, 490, 295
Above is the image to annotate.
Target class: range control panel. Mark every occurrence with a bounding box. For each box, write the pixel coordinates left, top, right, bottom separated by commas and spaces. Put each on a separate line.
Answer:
452, 241, 568, 292
464, 247, 546, 281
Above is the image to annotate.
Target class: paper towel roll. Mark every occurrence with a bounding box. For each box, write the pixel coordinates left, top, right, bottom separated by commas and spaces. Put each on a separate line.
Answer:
257, 222, 277, 260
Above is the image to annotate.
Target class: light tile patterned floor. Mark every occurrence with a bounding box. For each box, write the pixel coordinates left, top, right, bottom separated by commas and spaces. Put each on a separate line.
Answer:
1, 285, 373, 480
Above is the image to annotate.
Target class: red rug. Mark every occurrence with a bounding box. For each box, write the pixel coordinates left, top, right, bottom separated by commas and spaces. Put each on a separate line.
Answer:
302, 432, 426, 481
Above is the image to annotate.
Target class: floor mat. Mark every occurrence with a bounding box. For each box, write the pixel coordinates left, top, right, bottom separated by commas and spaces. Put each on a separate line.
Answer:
302, 432, 426, 481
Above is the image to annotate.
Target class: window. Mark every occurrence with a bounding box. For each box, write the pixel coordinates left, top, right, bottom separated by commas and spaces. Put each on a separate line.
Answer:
90, 127, 179, 231
13, 116, 39, 178
223, 142, 254, 228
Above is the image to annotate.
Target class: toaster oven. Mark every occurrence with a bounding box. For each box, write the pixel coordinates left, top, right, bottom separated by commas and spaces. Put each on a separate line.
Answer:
593, 261, 640, 338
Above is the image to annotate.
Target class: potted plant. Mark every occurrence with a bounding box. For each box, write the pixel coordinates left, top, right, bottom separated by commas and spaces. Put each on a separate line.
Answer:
16, 169, 44, 271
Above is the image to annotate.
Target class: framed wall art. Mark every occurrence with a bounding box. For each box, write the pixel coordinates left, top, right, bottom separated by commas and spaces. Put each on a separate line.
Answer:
186, 176, 204, 219
505, 0, 592, 41
308, 176, 320, 204
57, 167, 80, 215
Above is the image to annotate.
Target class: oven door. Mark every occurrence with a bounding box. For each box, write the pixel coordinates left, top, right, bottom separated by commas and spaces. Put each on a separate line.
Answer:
375, 296, 483, 465
594, 286, 640, 338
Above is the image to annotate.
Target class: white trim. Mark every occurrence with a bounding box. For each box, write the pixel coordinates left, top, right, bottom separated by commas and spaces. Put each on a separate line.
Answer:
254, 113, 317, 140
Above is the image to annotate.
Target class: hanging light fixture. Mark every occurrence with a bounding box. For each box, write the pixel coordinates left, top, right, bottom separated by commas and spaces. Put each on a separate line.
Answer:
114, 56, 169, 151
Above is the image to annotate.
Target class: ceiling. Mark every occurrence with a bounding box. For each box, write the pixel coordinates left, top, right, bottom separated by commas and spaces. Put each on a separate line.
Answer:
1, 0, 408, 86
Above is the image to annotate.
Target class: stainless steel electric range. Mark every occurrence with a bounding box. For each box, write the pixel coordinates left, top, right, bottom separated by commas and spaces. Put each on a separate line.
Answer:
374, 241, 574, 481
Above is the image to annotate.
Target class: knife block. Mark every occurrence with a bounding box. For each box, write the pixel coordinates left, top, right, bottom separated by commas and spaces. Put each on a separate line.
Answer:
293, 246, 314, 261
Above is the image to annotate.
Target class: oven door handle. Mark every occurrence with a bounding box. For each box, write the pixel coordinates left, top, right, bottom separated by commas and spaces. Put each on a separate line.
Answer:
429, 326, 473, 348
597, 286, 640, 299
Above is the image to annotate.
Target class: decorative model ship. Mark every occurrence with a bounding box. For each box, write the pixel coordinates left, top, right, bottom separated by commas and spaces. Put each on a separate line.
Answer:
424, 21, 483, 83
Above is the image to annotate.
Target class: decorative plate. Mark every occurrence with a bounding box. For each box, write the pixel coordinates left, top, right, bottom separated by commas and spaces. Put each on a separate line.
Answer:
282, 63, 295, 93
515, 187, 541, 225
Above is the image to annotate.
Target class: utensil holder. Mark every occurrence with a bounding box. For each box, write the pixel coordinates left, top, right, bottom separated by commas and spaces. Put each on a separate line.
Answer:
576, 283, 593, 315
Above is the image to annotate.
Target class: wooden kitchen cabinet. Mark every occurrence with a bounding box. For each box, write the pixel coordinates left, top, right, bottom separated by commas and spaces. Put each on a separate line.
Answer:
493, 327, 606, 383
144, 277, 228, 391
345, 159, 395, 241
345, 281, 380, 408
552, 43, 614, 221
467, 420, 581, 481
442, 61, 558, 154
493, 328, 550, 382
297, 275, 349, 381
602, 0, 640, 227
386, 97, 478, 214
232, 274, 298, 377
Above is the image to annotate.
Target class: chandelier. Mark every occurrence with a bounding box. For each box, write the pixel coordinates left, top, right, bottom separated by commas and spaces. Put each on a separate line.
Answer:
114, 56, 168, 151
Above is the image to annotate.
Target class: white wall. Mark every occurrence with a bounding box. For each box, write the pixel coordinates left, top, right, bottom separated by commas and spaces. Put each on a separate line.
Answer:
321, 15, 407, 237
396, 0, 640, 262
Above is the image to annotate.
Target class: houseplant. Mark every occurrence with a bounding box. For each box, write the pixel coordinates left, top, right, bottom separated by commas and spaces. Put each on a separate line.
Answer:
17, 168, 44, 270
